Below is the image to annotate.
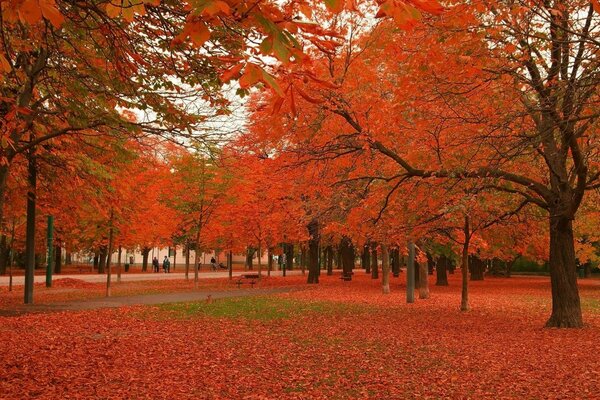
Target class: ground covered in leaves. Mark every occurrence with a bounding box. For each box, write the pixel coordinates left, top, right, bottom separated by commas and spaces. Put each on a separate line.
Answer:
2, 273, 600, 399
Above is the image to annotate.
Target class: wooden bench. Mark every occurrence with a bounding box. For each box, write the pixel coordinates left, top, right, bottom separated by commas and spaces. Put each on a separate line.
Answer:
236, 273, 259, 288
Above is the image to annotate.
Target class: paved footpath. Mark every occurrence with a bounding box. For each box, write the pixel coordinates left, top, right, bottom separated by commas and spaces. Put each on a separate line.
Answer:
0, 270, 303, 286
0, 287, 300, 316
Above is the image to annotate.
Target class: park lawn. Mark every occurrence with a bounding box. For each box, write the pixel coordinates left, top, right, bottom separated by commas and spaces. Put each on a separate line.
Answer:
1, 273, 600, 399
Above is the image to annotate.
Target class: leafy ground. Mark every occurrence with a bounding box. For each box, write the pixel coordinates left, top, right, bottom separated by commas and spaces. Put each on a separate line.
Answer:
1, 272, 600, 399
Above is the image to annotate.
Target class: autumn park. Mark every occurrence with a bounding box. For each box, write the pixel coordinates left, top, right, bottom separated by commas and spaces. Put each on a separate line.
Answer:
1, 0, 600, 398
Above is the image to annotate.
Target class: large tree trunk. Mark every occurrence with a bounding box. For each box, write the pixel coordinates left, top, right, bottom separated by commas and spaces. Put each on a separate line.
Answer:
141, 247, 150, 272
371, 242, 378, 279
307, 219, 320, 284
546, 215, 583, 328
381, 244, 390, 294
435, 255, 449, 286
93, 250, 99, 270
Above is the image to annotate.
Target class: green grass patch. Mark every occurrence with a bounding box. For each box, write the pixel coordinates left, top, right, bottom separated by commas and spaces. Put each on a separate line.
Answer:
154, 296, 370, 321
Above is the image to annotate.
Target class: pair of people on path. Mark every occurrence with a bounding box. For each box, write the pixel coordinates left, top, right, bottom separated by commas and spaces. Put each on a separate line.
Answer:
152, 256, 170, 273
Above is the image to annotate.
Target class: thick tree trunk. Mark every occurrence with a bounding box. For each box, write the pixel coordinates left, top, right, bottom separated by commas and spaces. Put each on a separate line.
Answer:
371, 242, 378, 279
461, 215, 470, 312
546, 215, 583, 328
419, 257, 429, 299
435, 255, 449, 286
381, 244, 390, 294
307, 219, 320, 284
141, 247, 150, 272
54, 244, 62, 274
93, 251, 99, 270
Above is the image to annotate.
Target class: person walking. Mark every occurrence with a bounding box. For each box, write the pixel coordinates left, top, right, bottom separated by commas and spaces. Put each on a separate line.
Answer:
162, 256, 171, 273
152, 257, 159, 273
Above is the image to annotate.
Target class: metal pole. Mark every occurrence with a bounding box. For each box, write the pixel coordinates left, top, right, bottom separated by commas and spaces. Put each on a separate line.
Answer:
46, 216, 54, 288
407, 241, 415, 303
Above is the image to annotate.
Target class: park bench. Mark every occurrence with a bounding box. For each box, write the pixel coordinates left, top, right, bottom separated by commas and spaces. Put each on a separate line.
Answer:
235, 273, 259, 288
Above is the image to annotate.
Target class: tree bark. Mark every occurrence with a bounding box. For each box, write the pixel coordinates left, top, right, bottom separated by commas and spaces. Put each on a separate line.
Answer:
141, 247, 150, 272
340, 237, 354, 280
98, 246, 107, 274
381, 244, 390, 294
267, 247, 273, 277
392, 249, 401, 277
185, 241, 190, 280
469, 256, 485, 281
371, 242, 378, 279
419, 255, 429, 299
363, 244, 371, 273
435, 255, 449, 286
54, 244, 62, 274
546, 215, 583, 328
117, 246, 122, 283
307, 219, 320, 284
24, 150, 37, 304
461, 215, 470, 312
326, 246, 334, 276
0, 235, 8, 275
